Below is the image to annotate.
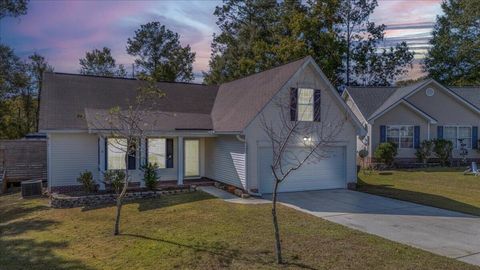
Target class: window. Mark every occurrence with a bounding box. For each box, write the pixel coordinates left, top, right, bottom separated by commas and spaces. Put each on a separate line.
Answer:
444, 126, 472, 149
147, 138, 166, 168
106, 138, 136, 170
297, 88, 314, 121
386, 125, 414, 148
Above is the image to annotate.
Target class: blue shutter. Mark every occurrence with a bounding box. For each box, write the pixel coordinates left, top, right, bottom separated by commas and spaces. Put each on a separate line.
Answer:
314, 89, 321, 122
104, 138, 108, 170
414, 126, 420, 148
127, 140, 136, 170
145, 139, 149, 165
380, 125, 386, 143
290, 88, 297, 121
166, 138, 174, 168
473, 127, 478, 149
437, 126, 443, 139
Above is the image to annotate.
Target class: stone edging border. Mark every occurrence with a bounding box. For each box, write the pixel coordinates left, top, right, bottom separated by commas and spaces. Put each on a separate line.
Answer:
50, 187, 196, 209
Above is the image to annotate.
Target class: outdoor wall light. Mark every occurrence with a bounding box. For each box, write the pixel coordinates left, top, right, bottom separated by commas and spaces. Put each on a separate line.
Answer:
303, 136, 312, 142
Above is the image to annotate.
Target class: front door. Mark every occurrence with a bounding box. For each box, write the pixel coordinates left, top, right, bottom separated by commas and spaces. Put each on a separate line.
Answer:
184, 139, 200, 177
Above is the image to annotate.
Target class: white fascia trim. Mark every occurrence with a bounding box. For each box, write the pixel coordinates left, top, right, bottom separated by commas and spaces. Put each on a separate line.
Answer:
369, 99, 437, 124
40, 129, 88, 133
342, 89, 368, 123
308, 57, 367, 137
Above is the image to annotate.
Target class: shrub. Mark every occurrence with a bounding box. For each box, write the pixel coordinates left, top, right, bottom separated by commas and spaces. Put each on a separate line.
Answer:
142, 163, 159, 190
374, 142, 398, 167
103, 170, 126, 194
432, 139, 453, 166
77, 170, 97, 193
415, 140, 434, 163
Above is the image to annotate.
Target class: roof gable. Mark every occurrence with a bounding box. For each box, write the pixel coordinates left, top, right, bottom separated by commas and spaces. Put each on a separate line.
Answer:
211, 57, 309, 132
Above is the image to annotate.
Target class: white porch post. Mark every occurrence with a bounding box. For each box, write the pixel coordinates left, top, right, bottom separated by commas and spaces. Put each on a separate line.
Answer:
98, 136, 106, 190
177, 137, 184, 185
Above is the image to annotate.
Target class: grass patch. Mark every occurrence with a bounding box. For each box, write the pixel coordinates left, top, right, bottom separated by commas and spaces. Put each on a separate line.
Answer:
0, 191, 477, 269
358, 167, 480, 216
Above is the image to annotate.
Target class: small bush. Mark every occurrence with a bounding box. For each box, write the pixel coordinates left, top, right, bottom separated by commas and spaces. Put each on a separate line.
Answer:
142, 163, 159, 190
77, 170, 97, 193
103, 170, 126, 194
374, 142, 398, 167
432, 139, 453, 166
415, 140, 434, 163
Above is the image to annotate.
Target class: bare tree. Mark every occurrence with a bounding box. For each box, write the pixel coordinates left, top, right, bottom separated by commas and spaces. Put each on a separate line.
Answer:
87, 75, 165, 235
260, 88, 347, 264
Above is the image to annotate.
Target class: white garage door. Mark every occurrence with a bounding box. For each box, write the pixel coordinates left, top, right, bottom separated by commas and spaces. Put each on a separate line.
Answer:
259, 146, 346, 193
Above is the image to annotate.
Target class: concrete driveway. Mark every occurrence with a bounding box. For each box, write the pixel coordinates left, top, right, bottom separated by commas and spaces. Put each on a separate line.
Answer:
264, 190, 480, 266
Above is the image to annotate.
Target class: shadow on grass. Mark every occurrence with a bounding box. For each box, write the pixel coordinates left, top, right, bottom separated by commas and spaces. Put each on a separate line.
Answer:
80, 191, 214, 212
357, 178, 480, 216
0, 208, 93, 269
121, 233, 317, 270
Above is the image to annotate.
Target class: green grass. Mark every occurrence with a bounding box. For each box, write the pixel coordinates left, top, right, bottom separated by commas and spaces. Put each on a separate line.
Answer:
358, 167, 480, 216
1, 191, 477, 270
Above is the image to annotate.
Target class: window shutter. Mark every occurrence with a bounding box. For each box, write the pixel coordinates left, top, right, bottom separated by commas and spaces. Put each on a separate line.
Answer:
104, 138, 108, 170
166, 138, 174, 168
290, 88, 298, 121
145, 139, 149, 165
314, 89, 321, 122
473, 127, 478, 149
127, 141, 136, 170
414, 126, 420, 149
380, 125, 386, 143
437, 126, 443, 139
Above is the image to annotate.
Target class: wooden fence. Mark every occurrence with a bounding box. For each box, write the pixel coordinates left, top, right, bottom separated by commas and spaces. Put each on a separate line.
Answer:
0, 139, 47, 192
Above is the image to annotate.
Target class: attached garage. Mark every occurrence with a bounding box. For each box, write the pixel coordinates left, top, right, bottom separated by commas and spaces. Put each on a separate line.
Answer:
259, 146, 346, 194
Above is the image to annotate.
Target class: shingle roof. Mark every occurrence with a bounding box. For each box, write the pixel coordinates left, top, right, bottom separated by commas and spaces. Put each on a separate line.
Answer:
39, 73, 218, 131
345, 87, 397, 119
211, 57, 309, 132
39, 57, 309, 132
346, 80, 480, 120
450, 87, 480, 109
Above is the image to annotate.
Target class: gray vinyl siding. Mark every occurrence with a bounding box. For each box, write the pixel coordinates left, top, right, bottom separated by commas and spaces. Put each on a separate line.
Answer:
205, 135, 246, 189
48, 133, 99, 187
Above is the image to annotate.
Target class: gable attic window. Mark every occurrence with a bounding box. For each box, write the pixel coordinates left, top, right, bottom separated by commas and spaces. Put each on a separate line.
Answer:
297, 88, 314, 121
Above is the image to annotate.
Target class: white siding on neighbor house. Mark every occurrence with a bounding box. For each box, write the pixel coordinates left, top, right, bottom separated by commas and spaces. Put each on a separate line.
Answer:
48, 133, 99, 187
205, 135, 246, 189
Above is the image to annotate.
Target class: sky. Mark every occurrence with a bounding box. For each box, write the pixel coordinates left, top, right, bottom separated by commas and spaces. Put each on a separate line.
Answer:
1, 0, 443, 83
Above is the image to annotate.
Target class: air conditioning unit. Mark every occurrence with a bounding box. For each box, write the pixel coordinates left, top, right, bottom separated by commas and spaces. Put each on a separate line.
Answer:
21, 180, 43, 198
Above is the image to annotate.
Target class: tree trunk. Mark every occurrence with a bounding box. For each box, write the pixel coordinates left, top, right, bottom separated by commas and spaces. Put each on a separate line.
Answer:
114, 196, 123, 235
272, 180, 283, 264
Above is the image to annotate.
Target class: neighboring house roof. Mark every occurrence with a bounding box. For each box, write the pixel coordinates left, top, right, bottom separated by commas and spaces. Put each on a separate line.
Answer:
211, 57, 309, 132
39, 73, 218, 131
345, 79, 480, 122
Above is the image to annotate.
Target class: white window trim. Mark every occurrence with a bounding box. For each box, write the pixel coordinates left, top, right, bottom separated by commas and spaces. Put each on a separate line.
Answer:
297, 88, 314, 122
147, 138, 167, 169
386, 125, 415, 149
443, 125, 472, 149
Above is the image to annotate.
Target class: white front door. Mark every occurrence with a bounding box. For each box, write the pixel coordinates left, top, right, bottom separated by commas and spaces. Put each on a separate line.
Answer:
184, 139, 200, 177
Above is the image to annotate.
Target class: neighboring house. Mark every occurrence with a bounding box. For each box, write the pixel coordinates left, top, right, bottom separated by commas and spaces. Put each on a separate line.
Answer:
39, 56, 365, 194
343, 79, 480, 163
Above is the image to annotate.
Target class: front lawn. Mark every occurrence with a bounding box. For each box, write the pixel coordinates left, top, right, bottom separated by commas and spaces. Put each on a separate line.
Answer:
1, 191, 477, 269
358, 167, 480, 216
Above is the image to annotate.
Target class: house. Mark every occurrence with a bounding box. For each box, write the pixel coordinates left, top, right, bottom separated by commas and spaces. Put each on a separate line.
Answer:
39, 56, 365, 194
343, 79, 480, 163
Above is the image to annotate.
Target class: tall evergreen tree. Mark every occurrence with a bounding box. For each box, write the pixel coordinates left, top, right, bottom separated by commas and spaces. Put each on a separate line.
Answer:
126, 22, 195, 82
28, 53, 53, 131
204, 0, 413, 87
0, 0, 28, 19
424, 0, 479, 85
79, 47, 126, 77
